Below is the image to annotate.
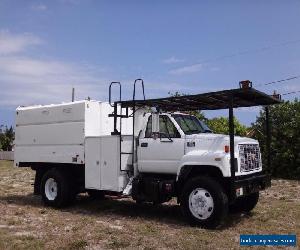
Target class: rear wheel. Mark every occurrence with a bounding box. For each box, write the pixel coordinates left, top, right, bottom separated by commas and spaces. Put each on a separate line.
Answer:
181, 176, 228, 229
41, 168, 75, 207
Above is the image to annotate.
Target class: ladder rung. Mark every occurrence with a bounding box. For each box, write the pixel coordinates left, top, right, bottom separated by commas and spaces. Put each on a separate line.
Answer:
121, 152, 133, 155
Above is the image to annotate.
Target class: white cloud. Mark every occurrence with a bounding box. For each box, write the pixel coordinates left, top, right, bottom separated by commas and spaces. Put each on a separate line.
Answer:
169, 63, 203, 75
0, 56, 110, 107
0, 30, 42, 55
31, 4, 47, 11
0, 57, 73, 77
162, 56, 184, 64
0, 30, 110, 107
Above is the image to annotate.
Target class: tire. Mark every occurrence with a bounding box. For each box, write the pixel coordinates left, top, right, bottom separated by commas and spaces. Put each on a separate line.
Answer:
40, 168, 75, 208
87, 190, 105, 200
230, 192, 259, 213
180, 176, 228, 229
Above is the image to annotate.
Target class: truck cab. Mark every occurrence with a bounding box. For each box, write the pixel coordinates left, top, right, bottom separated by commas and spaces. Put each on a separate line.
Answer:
138, 112, 262, 177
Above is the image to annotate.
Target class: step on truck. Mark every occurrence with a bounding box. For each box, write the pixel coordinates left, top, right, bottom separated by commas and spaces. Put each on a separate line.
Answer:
14, 79, 282, 228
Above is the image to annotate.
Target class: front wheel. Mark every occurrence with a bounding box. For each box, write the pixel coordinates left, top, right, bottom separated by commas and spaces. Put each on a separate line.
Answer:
180, 176, 228, 229
243, 192, 259, 212
230, 192, 259, 213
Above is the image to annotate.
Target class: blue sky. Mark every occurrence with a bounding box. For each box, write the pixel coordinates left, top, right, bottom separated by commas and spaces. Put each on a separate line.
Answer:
0, 0, 299, 127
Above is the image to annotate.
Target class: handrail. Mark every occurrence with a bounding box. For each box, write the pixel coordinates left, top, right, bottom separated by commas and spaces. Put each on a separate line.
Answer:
132, 78, 145, 169
133, 79, 145, 101
109, 81, 121, 107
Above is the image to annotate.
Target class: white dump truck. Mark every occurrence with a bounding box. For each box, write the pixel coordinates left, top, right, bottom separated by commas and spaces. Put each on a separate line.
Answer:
14, 80, 281, 228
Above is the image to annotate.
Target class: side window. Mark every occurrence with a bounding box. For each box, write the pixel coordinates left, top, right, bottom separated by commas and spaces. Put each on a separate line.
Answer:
159, 115, 181, 138
145, 115, 180, 138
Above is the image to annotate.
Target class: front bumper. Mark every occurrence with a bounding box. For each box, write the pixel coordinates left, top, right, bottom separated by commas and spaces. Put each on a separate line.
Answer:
234, 173, 271, 197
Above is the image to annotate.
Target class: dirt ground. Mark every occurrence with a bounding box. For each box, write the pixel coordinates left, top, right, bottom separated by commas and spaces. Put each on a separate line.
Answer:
0, 160, 299, 250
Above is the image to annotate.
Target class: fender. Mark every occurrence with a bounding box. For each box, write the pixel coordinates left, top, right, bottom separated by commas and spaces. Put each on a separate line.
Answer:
176, 151, 231, 179
177, 165, 224, 183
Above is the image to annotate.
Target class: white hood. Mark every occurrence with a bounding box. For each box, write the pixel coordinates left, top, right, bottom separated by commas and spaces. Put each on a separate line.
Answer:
185, 133, 258, 153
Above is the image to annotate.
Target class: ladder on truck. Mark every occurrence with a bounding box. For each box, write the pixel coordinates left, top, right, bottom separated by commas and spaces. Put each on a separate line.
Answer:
108, 79, 145, 174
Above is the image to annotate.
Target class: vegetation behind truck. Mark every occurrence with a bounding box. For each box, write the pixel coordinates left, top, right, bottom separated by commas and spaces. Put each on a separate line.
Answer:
14, 90, 272, 228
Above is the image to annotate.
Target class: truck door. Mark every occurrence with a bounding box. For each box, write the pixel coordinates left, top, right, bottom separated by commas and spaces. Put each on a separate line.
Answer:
138, 115, 185, 174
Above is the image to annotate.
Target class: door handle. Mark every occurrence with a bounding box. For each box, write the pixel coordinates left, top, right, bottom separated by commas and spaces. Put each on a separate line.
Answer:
160, 138, 173, 143
141, 142, 148, 147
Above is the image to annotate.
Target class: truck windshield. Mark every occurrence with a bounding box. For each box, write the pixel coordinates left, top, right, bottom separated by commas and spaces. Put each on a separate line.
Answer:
172, 114, 212, 135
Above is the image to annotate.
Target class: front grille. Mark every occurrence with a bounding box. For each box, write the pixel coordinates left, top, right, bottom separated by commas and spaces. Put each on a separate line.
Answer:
238, 144, 261, 172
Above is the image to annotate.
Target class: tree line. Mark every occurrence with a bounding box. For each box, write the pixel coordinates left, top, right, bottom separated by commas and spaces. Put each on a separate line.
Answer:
0, 126, 14, 151
251, 99, 300, 179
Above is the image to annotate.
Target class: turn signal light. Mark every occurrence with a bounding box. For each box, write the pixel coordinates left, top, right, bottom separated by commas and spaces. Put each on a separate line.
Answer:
224, 145, 230, 153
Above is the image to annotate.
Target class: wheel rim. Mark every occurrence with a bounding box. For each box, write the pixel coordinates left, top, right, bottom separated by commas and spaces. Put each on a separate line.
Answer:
45, 178, 58, 201
188, 188, 214, 220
